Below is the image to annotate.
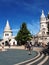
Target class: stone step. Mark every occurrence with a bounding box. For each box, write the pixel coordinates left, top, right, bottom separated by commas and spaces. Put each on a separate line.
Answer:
15, 52, 48, 65
26, 53, 44, 65
37, 56, 49, 65
43, 57, 49, 65
20, 52, 41, 65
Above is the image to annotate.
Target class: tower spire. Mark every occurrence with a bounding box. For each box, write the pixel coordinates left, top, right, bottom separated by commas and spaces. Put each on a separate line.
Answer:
42, 10, 44, 15
4, 20, 12, 32
41, 10, 45, 18
3, 20, 12, 39
6, 20, 10, 27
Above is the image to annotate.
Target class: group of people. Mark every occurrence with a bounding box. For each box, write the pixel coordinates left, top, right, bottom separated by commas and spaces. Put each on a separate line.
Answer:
25, 41, 33, 55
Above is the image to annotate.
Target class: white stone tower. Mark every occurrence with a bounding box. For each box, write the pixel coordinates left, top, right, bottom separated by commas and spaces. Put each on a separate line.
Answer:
46, 12, 49, 35
3, 20, 12, 39
40, 10, 47, 36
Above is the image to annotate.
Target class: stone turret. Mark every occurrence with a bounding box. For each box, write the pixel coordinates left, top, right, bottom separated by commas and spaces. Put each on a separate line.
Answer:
3, 20, 12, 39
40, 10, 47, 36
46, 12, 49, 35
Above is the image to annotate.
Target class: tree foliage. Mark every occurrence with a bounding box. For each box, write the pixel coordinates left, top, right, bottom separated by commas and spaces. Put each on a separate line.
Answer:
15, 22, 32, 45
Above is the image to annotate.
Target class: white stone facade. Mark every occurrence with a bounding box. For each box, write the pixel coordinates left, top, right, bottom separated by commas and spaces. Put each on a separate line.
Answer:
2, 20, 17, 46
38, 10, 49, 44
3, 20, 12, 39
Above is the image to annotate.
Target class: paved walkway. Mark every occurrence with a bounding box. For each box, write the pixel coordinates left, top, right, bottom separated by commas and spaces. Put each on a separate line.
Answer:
0, 46, 49, 65
0, 45, 25, 50
0, 46, 44, 51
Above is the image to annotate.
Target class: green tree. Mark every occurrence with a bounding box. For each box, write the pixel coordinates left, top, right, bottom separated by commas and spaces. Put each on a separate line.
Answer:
15, 22, 32, 45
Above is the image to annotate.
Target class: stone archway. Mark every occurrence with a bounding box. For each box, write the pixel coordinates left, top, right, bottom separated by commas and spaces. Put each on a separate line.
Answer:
5, 41, 9, 46
13, 42, 15, 46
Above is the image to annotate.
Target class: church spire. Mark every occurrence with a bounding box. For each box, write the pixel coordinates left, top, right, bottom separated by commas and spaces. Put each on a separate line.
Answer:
6, 20, 10, 28
41, 10, 45, 18
4, 20, 12, 32
42, 10, 44, 14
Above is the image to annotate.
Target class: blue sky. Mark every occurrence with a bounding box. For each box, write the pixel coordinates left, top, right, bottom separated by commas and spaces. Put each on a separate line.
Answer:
0, 0, 49, 39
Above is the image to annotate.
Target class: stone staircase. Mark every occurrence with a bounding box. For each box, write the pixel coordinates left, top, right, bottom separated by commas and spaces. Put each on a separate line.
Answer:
15, 52, 49, 65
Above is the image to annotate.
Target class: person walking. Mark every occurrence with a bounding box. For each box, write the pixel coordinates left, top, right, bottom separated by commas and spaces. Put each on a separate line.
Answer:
27, 41, 32, 55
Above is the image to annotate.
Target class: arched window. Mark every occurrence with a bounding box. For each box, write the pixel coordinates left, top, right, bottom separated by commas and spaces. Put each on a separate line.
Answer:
5, 34, 9, 36
42, 31, 45, 36
42, 28, 45, 31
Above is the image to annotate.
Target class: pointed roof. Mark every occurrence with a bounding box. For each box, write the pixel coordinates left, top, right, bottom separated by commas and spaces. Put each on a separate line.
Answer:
41, 10, 45, 18
4, 20, 12, 32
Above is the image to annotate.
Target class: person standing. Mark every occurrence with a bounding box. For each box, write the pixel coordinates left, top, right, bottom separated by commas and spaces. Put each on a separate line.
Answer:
1, 42, 5, 51
28, 41, 32, 55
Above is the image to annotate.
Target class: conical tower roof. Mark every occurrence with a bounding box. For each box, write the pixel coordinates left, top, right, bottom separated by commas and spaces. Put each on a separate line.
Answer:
41, 10, 45, 18
4, 20, 12, 32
